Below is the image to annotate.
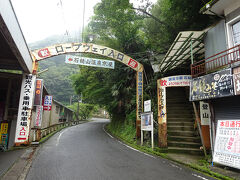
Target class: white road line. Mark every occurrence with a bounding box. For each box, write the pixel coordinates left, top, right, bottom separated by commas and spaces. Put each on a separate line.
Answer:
102, 125, 156, 159
170, 163, 182, 170
192, 173, 209, 180
56, 129, 68, 146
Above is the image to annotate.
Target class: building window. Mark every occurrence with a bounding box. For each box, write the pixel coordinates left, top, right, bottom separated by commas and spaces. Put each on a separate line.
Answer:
232, 21, 240, 46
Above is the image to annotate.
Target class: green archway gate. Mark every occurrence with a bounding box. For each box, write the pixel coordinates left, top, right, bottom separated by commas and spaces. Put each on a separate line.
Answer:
31, 43, 143, 137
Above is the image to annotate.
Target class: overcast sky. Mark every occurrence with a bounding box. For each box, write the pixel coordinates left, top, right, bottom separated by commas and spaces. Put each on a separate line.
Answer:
11, 0, 157, 43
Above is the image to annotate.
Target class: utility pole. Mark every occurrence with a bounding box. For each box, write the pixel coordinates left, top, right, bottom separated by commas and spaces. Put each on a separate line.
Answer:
77, 95, 80, 121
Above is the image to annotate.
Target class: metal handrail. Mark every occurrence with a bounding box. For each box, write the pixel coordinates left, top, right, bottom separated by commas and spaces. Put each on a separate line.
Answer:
191, 44, 240, 77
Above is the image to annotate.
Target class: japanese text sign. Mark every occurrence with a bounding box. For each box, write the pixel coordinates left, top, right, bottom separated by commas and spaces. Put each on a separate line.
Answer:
31, 43, 142, 71
34, 79, 43, 106
141, 112, 153, 131
213, 120, 240, 169
65, 55, 115, 69
34, 106, 43, 127
190, 68, 234, 101
144, 100, 151, 112
15, 74, 36, 144
43, 95, 53, 111
233, 72, 240, 95
137, 71, 143, 120
200, 101, 210, 125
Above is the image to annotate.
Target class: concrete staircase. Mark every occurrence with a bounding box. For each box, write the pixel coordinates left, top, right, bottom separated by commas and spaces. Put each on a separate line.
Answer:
166, 87, 202, 155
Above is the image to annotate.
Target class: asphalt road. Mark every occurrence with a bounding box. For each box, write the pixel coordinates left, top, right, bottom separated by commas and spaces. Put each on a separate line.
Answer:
27, 118, 215, 180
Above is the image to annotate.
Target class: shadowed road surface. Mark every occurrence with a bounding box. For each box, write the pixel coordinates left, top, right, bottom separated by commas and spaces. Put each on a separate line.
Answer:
27, 118, 215, 180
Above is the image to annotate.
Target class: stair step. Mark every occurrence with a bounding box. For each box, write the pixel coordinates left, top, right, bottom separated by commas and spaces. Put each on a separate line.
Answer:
168, 130, 196, 136
167, 106, 193, 110
168, 122, 194, 126
167, 109, 193, 114
168, 126, 194, 131
166, 102, 192, 105
168, 147, 203, 155
167, 113, 194, 118
167, 116, 194, 121
168, 141, 201, 148
168, 135, 201, 143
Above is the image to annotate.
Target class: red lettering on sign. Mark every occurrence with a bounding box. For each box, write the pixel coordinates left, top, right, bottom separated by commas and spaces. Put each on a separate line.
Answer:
68, 58, 73, 61
160, 80, 167, 86
38, 48, 51, 58
128, 59, 138, 69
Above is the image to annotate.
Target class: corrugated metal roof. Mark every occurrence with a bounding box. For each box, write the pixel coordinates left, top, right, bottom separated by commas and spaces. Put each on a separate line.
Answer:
155, 31, 206, 73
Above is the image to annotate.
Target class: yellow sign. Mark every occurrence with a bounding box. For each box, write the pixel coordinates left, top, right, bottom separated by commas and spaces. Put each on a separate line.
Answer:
1, 123, 8, 134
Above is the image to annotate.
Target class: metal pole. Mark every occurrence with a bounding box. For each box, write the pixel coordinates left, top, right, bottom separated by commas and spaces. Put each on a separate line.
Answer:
191, 39, 194, 64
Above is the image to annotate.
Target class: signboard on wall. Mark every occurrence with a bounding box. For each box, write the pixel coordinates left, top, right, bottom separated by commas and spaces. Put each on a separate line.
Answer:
15, 74, 36, 144
65, 55, 115, 69
199, 101, 210, 125
190, 68, 234, 101
213, 120, 240, 169
34, 106, 43, 127
43, 95, 53, 111
34, 79, 43, 106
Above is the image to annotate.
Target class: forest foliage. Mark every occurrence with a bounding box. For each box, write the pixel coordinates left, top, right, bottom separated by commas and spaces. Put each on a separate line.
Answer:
31, 0, 217, 127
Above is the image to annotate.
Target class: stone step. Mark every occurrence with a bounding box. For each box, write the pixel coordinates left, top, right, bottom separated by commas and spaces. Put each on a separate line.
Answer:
168, 135, 201, 143
167, 109, 193, 114
167, 121, 194, 126
167, 106, 193, 110
168, 126, 194, 131
168, 141, 201, 148
168, 130, 196, 136
167, 113, 194, 118
168, 147, 203, 155
167, 117, 194, 122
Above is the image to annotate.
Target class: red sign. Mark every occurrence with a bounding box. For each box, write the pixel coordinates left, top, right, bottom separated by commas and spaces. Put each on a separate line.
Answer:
38, 48, 51, 58
128, 59, 138, 69
34, 79, 43, 106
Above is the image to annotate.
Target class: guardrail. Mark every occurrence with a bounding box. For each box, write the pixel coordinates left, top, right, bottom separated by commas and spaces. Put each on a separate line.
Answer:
191, 44, 240, 77
31, 121, 82, 142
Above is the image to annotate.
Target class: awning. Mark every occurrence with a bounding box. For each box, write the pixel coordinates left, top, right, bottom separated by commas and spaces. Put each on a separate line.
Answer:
156, 31, 206, 73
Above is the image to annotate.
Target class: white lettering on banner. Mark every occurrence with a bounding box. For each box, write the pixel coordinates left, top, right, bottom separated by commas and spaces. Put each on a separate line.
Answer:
15, 74, 36, 144
65, 55, 115, 69
213, 120, 240, 169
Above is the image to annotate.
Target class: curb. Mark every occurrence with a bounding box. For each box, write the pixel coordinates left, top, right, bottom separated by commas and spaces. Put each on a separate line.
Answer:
1, 121, 89, 180
104, 124, 235, 180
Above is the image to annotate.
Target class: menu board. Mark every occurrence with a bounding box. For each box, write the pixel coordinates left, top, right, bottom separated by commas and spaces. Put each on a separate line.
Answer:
190, 68, 234, 101
213, 120, 240, 169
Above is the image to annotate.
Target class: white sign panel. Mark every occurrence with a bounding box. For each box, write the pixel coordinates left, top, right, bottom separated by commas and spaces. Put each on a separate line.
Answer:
65, 55, 115, 69
43, 95, 53, 111
35, 106, 43, 127
15, 74, 36, 144
213, 120, 240, 169
141, 112, 153, 131
200, 101, 210, 125
159, 75, 192, 87
144, 100, 151, 112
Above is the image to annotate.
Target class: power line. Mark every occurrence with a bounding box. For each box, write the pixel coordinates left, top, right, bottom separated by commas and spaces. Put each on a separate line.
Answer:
82, 0, 86, 43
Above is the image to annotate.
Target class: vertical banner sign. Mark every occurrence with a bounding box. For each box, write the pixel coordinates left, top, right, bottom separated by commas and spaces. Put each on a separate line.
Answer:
15, 74, 36, 144
34, 106, 43, 127
213, 120, 240, 169
199, 101, 211, 125
136, 70, 143, 138
43, 95, 53, 111
137, 71, 143, 120
34, 79, 43, 106
233, 72, 240, 95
